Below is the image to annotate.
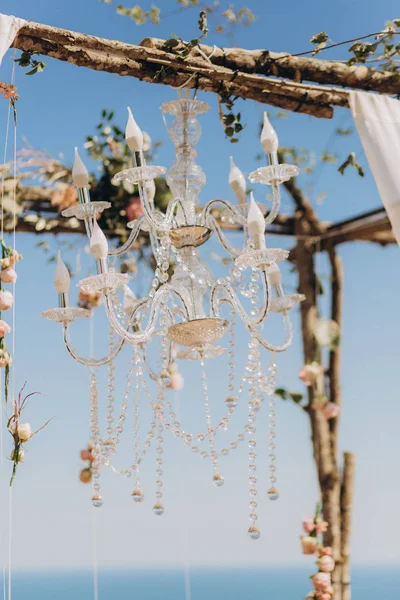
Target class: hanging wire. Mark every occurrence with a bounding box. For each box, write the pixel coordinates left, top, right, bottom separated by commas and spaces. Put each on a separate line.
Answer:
92, 507, 99, 600
174, 391, 192, 600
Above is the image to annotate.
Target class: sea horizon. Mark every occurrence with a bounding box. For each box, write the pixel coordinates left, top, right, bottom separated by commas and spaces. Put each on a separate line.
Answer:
6, 565, 400, 599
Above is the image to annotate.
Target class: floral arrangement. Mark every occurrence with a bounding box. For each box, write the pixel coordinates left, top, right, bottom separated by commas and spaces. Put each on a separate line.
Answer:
301, 504, 335, 600
79, 445, 94, 483
8, 383, 50, 486
167, 345, 184, 391
0, 240, 22, 400
298, 362, 340, 420
78, 289, 102, 309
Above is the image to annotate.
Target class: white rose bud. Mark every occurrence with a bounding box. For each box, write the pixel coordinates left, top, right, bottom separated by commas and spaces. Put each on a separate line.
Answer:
17, 423, 32, 442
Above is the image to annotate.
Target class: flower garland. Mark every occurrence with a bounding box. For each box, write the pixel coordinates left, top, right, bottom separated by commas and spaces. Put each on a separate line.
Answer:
8, 383, 51, 486
301, 504, 335, 600
79, 445, 94, 483
0, 240, 22, 401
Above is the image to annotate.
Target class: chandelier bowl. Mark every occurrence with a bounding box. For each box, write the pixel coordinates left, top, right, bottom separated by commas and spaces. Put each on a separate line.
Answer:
169, 225, 212, 249
167, 317, 229, 347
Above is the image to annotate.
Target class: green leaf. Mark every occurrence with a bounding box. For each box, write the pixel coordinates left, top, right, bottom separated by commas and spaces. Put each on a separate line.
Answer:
225, 126, 234, 137
310, 31, 329, 44
164, 38, 180, 49
275, 388, 289, 400
289, 392, 303, 404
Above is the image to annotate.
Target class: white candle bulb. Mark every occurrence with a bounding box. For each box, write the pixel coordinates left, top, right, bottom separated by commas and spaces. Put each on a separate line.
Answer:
126, 107, 143, 153
72, 147, 89, 188
229, 156, 247, 204
90, 220, 108, 260
261, 112, 279, 154
54, 251, 70, 294
247, 193, 265, 235
145, 178, 156, 204
124, 286, 138, 314
267, 263, 281, 286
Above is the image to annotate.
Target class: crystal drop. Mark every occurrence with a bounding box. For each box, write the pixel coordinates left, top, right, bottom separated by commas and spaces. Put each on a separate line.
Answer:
225, 396, 238, 409
248, 525, 261, 540
248, 439, 256, 448
249, 512, 258, 521
212, 473, 225, 487
221, 448, 229, 456
91, 494, 104, 508
131, 488, 145, 503
153, 502, 164, 516
249, 500, 258, 510
267, 487, 279, 501
155, 490, 163, 499
200, 451, 208, 459
249, 487, 258, 497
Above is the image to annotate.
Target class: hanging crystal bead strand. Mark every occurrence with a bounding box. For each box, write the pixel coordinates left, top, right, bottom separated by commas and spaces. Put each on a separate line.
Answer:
153, 382, 165, 516
200, 358, 224, 487
131, 347, 145, 504
105, 324, 117, 440
89, 370, 104, 508
245, 336, 261, 539
225, 311, 238, 413
266, 357, 279, 501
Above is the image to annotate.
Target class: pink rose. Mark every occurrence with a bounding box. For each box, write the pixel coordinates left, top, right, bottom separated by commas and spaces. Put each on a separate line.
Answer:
298, 362, 321, 386
80, 449, 93, 462
311, 572, 331, 591
0, 349, 11, 368
0, 290, 13, 311
0, 268, 17, 284
323, 403, 340, 419
303, 517, 315, 533
0, 320, 10, 338
126, 197, 143, 222
315, 519, 329, 534
319, 546, 333, 556
168, 371, 184, 391
301, 536, 318, 555
324, 586, 334, 595
317, 555, 335, 572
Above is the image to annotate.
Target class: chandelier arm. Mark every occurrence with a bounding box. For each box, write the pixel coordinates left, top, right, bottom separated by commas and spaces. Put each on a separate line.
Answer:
202, 198, 247, 227
210, 269, 271, 328
141, 307, 174, 383
62, 324, 125, 367
207, 214, 242, 258
108, 216, 145, 257
252, 312, 293, 353
103, 284, 190, 345
264, 183, 281, 227
211, 282, 293, 352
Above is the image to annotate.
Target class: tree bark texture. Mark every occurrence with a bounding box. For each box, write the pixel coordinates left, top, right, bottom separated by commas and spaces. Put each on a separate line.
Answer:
9, 20, 400, 120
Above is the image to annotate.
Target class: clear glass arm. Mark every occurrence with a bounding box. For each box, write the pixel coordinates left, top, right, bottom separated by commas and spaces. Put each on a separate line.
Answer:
265, 184, 281, 227
108, 215, 145, 257
211, 269, 271, 328
202, 198, 247, 227
62, 324, 125, 367
103, 284, 190, 345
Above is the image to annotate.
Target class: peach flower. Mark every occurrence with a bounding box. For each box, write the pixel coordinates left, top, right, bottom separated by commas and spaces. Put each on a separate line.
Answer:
298, 362, 321, 386
320, 595, 332, 600
0, 349, 11, 367
78, 290, 102, 308
10, 448, 24, 462
323, 403, 340, 420
167, 371, 184, 391
80, 449, 93, 462
319, 546, 333, 556
311, 572, 331, 591
303, 517, 315, 533
301, 536, 318, 555
0, 268, 17, 284
0, 290, 13, 311
315, 519, 329, 534
79, 468, 92, 484
0, 320, 10, 338
126, 197, 143, 222
317, 555, 335, 572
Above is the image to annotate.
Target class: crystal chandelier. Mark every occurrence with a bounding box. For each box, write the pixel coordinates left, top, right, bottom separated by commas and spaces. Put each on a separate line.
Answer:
42, 89, 304, 539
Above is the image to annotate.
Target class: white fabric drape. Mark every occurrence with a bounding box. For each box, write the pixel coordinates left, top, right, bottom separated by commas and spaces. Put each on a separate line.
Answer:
0, 13, 26, 66
350, 91, 400, 246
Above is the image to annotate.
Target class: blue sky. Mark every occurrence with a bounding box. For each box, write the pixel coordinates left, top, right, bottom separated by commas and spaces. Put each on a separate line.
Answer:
0, 0, 399, 573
